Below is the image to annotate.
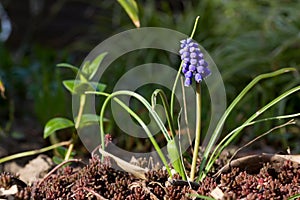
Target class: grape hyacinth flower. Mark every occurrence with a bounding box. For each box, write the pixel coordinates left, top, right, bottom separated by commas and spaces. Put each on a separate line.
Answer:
179, 38, 211, 86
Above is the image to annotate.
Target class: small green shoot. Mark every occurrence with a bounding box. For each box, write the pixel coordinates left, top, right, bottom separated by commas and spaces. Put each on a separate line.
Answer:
43, 52, 107, 163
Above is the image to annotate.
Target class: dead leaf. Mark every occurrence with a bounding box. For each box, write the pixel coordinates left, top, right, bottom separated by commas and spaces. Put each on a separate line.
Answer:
215, 153, 300, 177
129, 182, 159, 200
98, 148, 148, 179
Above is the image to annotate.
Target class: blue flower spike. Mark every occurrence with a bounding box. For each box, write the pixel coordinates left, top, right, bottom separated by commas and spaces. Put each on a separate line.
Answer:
179, 38, 211, 86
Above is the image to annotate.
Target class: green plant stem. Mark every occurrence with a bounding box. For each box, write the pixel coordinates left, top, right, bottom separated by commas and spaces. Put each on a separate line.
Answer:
63, 94, 86, 161
190, 16, 200, 39
64, 142, 74, 161
75, 95, 86, 129
190, 83, 201, 181
0, 140, 72, 164
151, 89, 176, 138
170, 16, 200, 119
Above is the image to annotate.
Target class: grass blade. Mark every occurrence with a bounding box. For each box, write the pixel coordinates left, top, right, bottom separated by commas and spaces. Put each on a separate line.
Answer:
203, 85, 300, 180
197, 67, 296, 181
88, 90, 172, 176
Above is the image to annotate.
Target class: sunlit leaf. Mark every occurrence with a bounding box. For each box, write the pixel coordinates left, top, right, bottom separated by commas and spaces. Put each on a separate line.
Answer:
82, 52, 107, 80
44, 117, 74, 139
63, 80, 106, 94
288, 193, 300, 200
62, 80, 76, 94
57, 63, 79, 74
117, 0, 140, 28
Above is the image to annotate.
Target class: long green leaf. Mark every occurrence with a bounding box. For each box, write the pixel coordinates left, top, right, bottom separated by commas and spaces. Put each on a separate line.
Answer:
44, 118, 74, 139
117, 0, 140, 28
88, 90, 172, 176
151, 89, 176, 138
200, 85, 300, 180
57, 63, 79, 73
151, 89, 186, 179
197, 67, 296, 181
288, 193, 300, 200
57, 63, 88, 82
204, 85, 300, 176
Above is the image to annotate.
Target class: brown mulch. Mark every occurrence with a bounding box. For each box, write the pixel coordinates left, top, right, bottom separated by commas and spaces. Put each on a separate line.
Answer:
0, 155, 299, 200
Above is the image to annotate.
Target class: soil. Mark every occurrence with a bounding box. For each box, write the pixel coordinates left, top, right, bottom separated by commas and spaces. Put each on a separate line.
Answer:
0, 116, 299, 199
0, 150, 299, 199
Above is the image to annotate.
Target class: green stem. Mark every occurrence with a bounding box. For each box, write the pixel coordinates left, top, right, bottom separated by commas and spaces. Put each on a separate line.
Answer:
64, 94, 86, 161
151, 89, 176, 138
170, 16, 200, 119
64, 142, 74, 161
190, 16, 200, 39
75, 95, 86, 129
0, 140, 72, 164
190, 83, 201, 181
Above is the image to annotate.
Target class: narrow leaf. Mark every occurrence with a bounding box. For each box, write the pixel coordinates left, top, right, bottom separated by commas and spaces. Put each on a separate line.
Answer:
44, 118, 74, 139
117, 0, 140, 28
57, 63, 79, 74
198, 68, 296, 181
288, 193, 300, 200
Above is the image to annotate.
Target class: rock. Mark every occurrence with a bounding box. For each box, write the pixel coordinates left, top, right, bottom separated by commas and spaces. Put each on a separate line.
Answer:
5, 154, 53, 184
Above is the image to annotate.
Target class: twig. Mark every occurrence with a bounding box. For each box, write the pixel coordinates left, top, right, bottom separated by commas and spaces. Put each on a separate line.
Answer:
228, 119, 296, 164
81, 186, 108, 200
38, 159, 86, 187
0, 140, 72, 164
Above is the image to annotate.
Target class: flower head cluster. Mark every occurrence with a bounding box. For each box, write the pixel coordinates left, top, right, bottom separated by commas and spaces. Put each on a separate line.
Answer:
179, 38, 211, 86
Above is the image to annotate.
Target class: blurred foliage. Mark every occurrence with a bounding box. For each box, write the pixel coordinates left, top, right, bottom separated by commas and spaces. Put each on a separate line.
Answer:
0, 43, 70, 125
0, 0, 299, 151
94, 0, 300, 150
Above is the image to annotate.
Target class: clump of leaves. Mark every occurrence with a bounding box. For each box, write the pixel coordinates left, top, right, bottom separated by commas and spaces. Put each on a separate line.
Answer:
43, 53, 107, 163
